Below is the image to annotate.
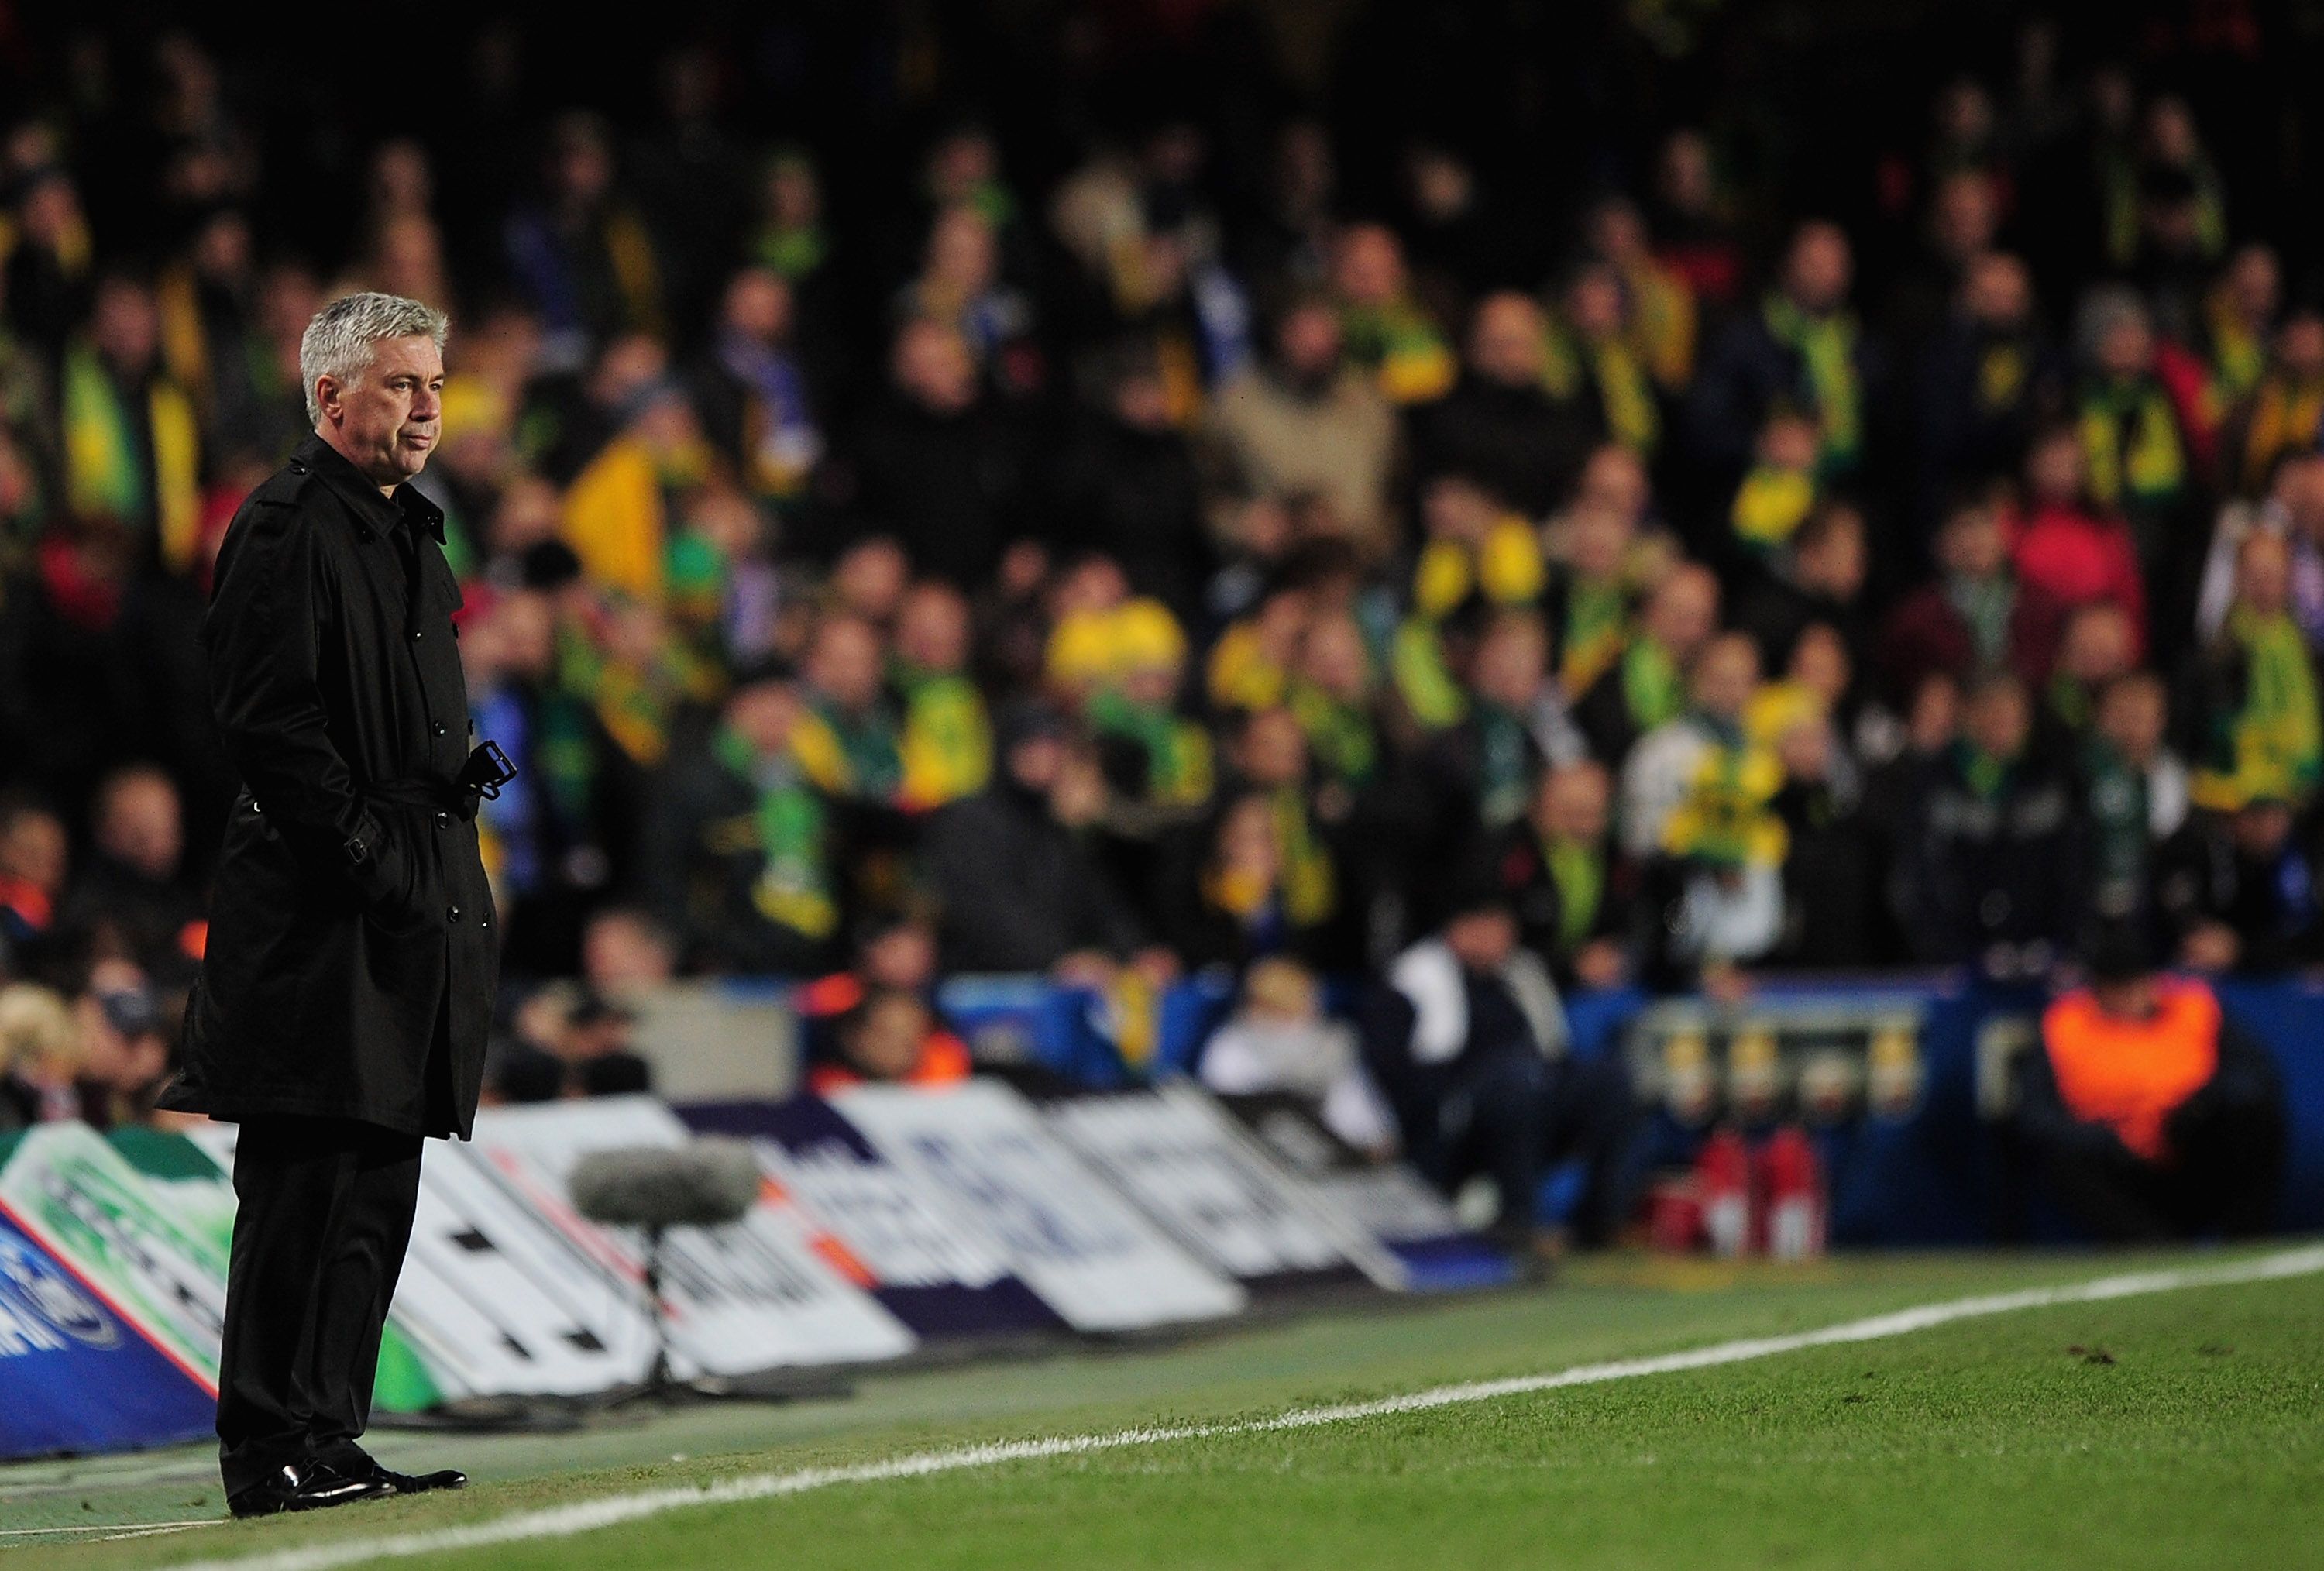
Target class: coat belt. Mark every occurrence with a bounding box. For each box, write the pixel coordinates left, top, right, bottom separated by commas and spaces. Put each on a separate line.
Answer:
362, 778, 476, 820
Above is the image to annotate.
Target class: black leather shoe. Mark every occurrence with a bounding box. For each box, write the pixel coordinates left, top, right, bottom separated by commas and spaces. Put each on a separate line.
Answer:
226, 1460, 395, 1519
320, 1442, 469, 1496
373, 1463, 469, 1495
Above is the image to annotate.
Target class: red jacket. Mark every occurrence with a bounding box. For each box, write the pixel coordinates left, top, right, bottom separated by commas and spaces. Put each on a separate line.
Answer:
2006, 501, 2148, 655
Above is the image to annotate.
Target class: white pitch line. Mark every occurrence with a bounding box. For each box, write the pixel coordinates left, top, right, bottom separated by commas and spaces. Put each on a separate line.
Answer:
157, 1243, 2324, 1571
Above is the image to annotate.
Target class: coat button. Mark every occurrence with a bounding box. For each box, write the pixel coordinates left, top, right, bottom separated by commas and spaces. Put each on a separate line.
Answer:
432, 721, 447, 736
447, 904, 462, 923
411, 630, 423, 641
435, 810, 452, 830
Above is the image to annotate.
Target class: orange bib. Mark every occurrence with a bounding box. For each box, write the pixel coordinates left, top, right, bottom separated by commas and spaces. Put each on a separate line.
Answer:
2041, 981, 2219, 1160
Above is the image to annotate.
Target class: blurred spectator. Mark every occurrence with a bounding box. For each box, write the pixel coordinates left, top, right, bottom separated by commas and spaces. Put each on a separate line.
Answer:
689, 266, 823, 511
1894, 671, 2081, 970
1410, 292, 1598, 518
1053, 344, 1210, 619
0, 981, 80, 1128
2219, 306, 2324, 499
844, 317, 1026, 585
491, 981, 652, 1102
1198, 956, 1393, 1154
64, 273, 202, 576
2194, 449, 2324, 650
641, 660, 841, 976
504, 112, 665, 370
1880, 500, 2067, 706
1357, 877, 1638, 1253
70, 958, 170, 1129
0, 796, 66, 964
1202, 295, 1397, 562
2183, 531, 2320, 813
1916, 251, 2061, 523
806, 986, 970, 1096
1494, 761, 1631, 992
2014, 929, 2283, 1240
922, 702, 1150, 979
58, 763, 204, 979
2156, 792, 2322, 975
2004, 423, 2147, 652
1688, 221, 1874, 483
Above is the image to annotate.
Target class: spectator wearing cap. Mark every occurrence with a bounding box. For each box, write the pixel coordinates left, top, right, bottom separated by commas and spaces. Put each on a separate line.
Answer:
920, 700, 1150, 979
640, 660, 842, 977
2013, 927, 2284, 1240
1357, 873, 1639, 1256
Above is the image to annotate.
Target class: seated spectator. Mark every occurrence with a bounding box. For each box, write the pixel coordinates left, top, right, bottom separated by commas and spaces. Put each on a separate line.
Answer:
1404, 291, 1608, 518
2004, 422, 2147, 654
1198, 957, 1394, 1155
1543, 491, 1645, 701
689, 265, 824, 507
1286, 611, 1387, 796
2156, 791, 2322, 975
0, 982, 81, 1128
2184, 531, 2320, 813
1916, 250, 2061, 522
71, 959, 170, 1129
2220, 304, 2324, 498
921, 701, 1156, 980
2193, 449, 2324, 649
806, 986, 970, 1095
1052, 343, 1212, 620
892, 580, 993, 811
57, 764, 206, 981
2072, 286, 2205, 574
1622, 633, 1789, 979
1417, 608, 1581, 839
793, 611, 905, 805
2014, 927, 2284, 1240
2045, 600, 2140, 741
0, 796, 67, 967
640, 659, 843, 976
1894, 670, 2082, 971
2081, 672, 2189, 929
1202, 294, 1397, 562
1573, 562, 1721, 764
1081, 602, 1215, 816
1217, 707, 1347, 960
579, 906, 678, 995
1687, 219, 1872, 485
1494, 760, 1632, 991
490, 982, 654, 1102
1357, 877, 1638, 1254
1331, 223, 1455, 407
1164, 792, 1331, 974
1737, 499, 1870, 679
1879, 500, 2067, 707
1543, 260, 1656, 457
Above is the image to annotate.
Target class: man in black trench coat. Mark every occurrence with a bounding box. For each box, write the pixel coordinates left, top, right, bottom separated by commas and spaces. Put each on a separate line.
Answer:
158, 291, 496, 1516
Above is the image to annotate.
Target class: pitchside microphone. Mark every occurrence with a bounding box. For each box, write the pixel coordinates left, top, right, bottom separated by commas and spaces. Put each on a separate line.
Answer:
569, 1139, 761, 1403
569, 1140, 761, 1229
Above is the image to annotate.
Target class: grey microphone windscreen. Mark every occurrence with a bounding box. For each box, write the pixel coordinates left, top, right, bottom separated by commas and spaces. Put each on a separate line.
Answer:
567, 1140, 762, 1229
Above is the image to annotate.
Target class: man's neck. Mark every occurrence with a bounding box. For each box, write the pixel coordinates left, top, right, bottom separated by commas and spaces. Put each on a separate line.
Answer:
315, 426, 400, 498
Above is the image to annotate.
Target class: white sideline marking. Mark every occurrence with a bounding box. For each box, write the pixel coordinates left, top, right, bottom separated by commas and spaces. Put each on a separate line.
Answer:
158, 1245, 2324, 1571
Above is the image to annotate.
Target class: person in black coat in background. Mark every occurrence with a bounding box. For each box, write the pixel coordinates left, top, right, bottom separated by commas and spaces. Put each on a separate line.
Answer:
158, 294, 488, 1518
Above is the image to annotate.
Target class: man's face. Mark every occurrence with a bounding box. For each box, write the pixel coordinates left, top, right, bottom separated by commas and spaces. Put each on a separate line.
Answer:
1277, 305, 1342, 382
2239, 535, 2293, 616
318, 333, 443, 489
807, 618, 885, 711
1964, 683, 2030, 758
1785, 225, 1851, 315
1537, 766, 1610, 842
1469, 294, 1545, 387
1940, 509, 2007, 577
1692, 637, 1759, 722
100, 777, 181, 879
2234, 801, 2295, 857
1445, 907, 1516, 971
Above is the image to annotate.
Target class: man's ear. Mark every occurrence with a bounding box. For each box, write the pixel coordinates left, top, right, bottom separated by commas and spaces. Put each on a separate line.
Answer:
315, 376, 339, 421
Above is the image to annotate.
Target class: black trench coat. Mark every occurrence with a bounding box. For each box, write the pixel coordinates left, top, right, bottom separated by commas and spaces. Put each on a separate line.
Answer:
159, 431, 499, 1138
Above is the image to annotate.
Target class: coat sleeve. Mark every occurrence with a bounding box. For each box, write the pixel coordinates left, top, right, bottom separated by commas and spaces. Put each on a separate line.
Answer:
202, 498, 415, 920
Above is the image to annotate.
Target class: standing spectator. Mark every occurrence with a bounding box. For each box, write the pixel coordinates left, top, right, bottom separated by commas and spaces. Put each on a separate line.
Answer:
1330, 223, 1455, 407
503, 112, 665, 370
1053, 344, 1211, 618
1916, 251, 2061, 524
2219, 307, 2324, 500
1574, 562, 1721, 765
2004, 423, 2147, 652
0, 797, 66, 967
2156, 790, 2322, 975
1688, 220, 1875, 485
892, 580, 992, 812
689, 266, 823, 511
2184, 530, 2321, 813
1494, 760, 1631, 991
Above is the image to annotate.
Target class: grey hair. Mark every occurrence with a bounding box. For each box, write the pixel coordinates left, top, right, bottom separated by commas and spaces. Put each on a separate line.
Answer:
299, 291, 449, 425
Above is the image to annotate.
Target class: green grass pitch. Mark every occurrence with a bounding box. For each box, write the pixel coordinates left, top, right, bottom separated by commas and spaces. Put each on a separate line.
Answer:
7, 1248, 2320, 1569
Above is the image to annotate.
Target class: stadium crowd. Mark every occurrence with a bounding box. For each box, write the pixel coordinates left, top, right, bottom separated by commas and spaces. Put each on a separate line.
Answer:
0, 6, 2310, 1243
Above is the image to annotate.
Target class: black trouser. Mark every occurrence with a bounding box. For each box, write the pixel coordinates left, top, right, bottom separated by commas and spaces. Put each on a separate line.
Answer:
2038, 1088, 2286, 1244
216, 1116, 423, 1496
1380, 1049, 1645, 1245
